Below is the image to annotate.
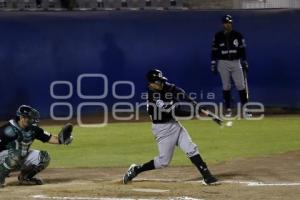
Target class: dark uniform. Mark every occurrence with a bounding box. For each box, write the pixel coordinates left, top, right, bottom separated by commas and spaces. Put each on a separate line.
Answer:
211, 30, 247, 61
123, 69, 218, 185
1, 105, 73, 188
0, 120, 51, 152
147, 81, 201, 168
211, 14, 249, 114
0, 106, 51, 187
147, 82, 196, 124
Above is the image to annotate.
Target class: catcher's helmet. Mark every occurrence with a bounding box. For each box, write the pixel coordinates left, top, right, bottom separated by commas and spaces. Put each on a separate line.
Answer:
16, 105, 40, 124
146, 69, 168, 83
222, 14, 233, 23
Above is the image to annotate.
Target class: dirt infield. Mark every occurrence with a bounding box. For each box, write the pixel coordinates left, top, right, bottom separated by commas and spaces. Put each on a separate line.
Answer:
1, 151, 300, 200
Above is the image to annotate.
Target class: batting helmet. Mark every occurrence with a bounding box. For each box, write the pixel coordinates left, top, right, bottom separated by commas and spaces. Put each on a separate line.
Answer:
146, 69, 167, 83
16, 105, 40, 124
222, 14, 233, 23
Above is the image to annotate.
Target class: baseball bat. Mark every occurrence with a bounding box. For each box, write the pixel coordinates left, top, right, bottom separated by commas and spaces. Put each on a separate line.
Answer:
243, 70, 249, 100
172, 94, 224, 126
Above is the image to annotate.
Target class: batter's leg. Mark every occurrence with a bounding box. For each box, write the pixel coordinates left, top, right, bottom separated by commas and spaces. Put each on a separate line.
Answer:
176, 123, 218, 185
176, 123, 199, 157
123, 123, 179, 184
133, 129, 179, 176
149, 123, 180, 169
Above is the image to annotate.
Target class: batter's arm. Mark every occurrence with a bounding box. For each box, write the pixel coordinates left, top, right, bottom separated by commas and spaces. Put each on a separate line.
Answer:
166, 85, 223, 125
172, 86, 197, 105
199, 109, 223, 126
168, 86, 198, 116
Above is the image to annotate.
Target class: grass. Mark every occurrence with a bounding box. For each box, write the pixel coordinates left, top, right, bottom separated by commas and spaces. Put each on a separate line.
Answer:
32, 116, 300, 168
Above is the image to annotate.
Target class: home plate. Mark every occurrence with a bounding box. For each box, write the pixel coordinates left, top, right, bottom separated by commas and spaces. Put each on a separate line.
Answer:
132, 188, 169, 193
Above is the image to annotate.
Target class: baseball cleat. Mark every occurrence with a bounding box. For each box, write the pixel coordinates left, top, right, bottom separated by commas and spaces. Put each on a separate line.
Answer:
243, 112, 253, 119
0, 175, 6, 188
224, 109, 232, 118
201, 168, 219, 185
18, 175, 44, 185
0, 182, 5, 188
203, 175, 218, 185
123, 164, 138, 184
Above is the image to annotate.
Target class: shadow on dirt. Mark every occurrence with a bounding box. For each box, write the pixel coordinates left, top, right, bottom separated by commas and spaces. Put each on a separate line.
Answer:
6, 177, 76, 186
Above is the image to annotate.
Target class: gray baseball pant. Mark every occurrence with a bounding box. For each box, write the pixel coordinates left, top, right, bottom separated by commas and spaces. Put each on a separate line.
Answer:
0, 149, 49, 172
217, 59, 245, 91
152, 121, 199, 169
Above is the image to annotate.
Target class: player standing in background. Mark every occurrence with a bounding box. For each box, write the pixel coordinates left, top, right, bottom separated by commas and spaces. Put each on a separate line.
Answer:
211, 14, 250, 117
0, 105, 73, 188
123, 69, 222, 185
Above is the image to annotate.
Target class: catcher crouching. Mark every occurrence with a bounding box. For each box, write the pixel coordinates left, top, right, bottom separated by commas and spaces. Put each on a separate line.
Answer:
0, 105, 73, 188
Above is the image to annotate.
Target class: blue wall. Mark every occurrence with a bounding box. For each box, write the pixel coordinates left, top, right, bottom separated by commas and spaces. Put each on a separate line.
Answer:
0, 10, 299, 118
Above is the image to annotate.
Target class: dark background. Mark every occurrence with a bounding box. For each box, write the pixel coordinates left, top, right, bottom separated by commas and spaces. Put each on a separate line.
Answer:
0, 9, 299, 118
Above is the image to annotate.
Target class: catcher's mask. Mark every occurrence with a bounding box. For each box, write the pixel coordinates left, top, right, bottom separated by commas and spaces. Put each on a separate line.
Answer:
16, 105, 40, 125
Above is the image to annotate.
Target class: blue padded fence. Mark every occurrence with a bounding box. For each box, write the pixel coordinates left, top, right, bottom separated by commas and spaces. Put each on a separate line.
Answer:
0, 10, 299, 118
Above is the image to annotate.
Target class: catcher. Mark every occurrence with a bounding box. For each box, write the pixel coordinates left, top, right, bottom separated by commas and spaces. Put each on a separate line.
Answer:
0, 105, 73, 187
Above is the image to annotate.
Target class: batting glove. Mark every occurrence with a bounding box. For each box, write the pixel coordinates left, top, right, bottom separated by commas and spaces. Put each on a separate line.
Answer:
212, 116, 223, 126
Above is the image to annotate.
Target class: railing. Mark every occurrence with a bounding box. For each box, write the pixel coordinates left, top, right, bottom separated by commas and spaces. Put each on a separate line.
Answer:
237, 0, 300, 9
0, 0, 299, 11
0, 0, 186, 11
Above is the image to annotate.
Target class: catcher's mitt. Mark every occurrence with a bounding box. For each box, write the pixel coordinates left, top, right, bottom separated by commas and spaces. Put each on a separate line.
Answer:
58, 123, 73, 145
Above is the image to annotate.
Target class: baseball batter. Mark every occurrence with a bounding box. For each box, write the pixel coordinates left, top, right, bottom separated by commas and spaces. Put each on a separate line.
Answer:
123, 69, 222, 185
211, 14, 250, 117
0, 105, 73, 188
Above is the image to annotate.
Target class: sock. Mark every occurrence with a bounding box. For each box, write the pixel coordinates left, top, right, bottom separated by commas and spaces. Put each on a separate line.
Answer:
190, 154, 214, 178
223, 90, 231, 109
135, 160, 155, 175
190, 154, 208, 172
239, 89, 248, 106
